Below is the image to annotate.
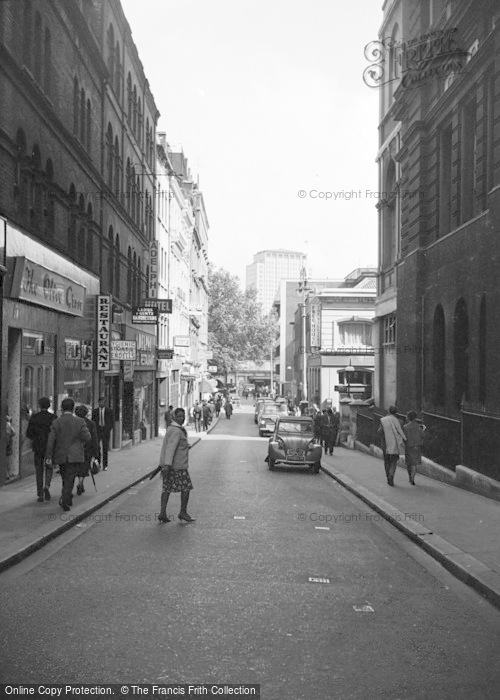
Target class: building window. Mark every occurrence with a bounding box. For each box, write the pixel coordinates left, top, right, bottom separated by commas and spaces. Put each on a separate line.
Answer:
438, 122, 453, 236
338, 322, 372, 346
23, 0, 33, 70
114, 41, 121, 98
114, 234, 121, 298
68, 184, 77, 257
133, 85, 137, 135
383, 314, 396, 345
86, 204, 93, 268
460, 97, 477, 224
107, 226, 114, 294
432, 304, 445, 405
44, 28, 52, 95
80, 88, 85, 144
86, 99, 91, 151
107, 24, 115, 80
382, 158, 397, 268
127, 73, 132, 123
127, 247, 132, 303
106, 123, 113, 189
114, 136, 120, 196
73, 78, 79, 135
453, 298, 469, 408
34, 11, 42, 82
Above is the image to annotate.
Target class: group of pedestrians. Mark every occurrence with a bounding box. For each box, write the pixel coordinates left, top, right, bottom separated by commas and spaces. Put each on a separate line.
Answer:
378, 406, 425, 486
26, 396, 113, 510
313, 408, 340, 455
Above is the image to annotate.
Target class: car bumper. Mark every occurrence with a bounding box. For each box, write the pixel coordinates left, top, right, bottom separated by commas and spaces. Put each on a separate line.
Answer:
268, 444, 322, 466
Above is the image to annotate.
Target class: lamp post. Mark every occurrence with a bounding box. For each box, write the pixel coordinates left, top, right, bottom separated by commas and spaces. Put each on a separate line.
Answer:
298, 267, 310, 404
344, 360, 355, 399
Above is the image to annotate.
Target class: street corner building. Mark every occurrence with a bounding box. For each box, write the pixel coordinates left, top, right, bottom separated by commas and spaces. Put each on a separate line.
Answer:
371, 0, 500, 483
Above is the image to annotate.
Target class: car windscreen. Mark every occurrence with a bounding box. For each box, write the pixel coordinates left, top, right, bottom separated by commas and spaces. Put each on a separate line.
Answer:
278, 422, 314, 435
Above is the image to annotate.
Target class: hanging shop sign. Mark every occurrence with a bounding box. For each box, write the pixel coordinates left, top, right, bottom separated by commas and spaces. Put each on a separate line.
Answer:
143, 298, 172, 313
132, 306, 158, 324
157, 348, 174, 360
148, 240, 158, 298
10, 257, 86, 316
97, 295, 111, 370
81, 340, 93, 371
111, 340, 137, 361
174, 335, 190, 347
310, 303, 321, 348
208, 365, 218, 373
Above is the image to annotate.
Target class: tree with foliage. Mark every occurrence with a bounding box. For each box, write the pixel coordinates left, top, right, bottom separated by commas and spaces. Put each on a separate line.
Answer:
208, 266, 278, 375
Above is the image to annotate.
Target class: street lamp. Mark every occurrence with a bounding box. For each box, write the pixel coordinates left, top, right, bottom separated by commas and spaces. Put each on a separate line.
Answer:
344, 360, 355, 398
297, 267, 311, 405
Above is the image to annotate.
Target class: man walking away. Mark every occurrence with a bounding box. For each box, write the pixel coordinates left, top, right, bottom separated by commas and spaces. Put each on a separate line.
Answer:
403, 411, 425, 485
224, 400, 233, 420
27, 397, 57, 502
45, 398, 91, 511
202, 401, 211, 431
378, 405, 406, 486
91, 397, 113, 471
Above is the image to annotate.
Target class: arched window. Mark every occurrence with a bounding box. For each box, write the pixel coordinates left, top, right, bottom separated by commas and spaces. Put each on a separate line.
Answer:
107, 24, 115, 78
131, 166, 136, 221
136, 175, 141, 226
132, 85, 137, 135
78, 224, 85, 262
107, 226, 114, 293
382, 159, 397, 268
126, 158, 132, 213
146, 118, 150, 162
432, 305, 445, 405
23, 0, 33, 69
138, 99, 143, 146
479, 295, 486, 405
106, 123, 113, 188
127, 247, 132, 303
114, 135, 120, 196
86, 204, 93, 268
454, 298, 469, 408
149, 126, 154, 166
68, 184, 77, 256
86, 99, 91, 151
80, 88, 85, 143
132, 251, 137, 305
114, 234, 120, 297
44, 27, 51, 94
115, 41, 121, 98
137, 256, 142, 304
34, 11, 42, 81
73, 77, 79, 135
127, 73, 132, 122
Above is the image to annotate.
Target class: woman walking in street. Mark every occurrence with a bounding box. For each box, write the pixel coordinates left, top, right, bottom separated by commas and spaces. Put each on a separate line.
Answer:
157, 408, 195, 523
403, 410, 425, 485
74, 405, 99, 495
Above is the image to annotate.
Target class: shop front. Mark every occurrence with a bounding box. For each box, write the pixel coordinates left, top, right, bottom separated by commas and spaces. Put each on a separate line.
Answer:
124, 328, 156, 443
2, 221, 99, 483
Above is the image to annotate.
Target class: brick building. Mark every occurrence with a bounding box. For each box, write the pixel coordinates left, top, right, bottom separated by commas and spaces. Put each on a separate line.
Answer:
373, 0, 500, 478
0, 0, 159, 483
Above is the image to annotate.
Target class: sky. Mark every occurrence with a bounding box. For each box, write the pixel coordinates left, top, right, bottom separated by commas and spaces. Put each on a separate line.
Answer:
121, 0, 383, 287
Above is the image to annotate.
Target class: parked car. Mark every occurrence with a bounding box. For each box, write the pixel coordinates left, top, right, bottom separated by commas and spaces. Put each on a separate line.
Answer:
254, 398, 275, 424
258, 405, 282, 436
267, 416, 322, 473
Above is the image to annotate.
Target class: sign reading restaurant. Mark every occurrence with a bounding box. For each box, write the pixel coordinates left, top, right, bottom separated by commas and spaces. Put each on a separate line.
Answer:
10, 257, 85, 316
97, 295, 111, 370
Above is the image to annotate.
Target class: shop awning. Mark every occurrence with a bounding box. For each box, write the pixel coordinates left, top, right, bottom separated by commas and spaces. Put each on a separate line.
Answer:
200, 379, 216, 393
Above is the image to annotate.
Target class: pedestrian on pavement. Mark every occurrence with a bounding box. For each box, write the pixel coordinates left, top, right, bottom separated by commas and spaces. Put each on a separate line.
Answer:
26, 396, 57, 502
157, 407, 195, 523
45, 398, 91, 511
378, 405, 406, 486
215, 396, 222, 417
74, 405, 99, 495
324, 408, 339, 455
403, 410, 425, 485
91, 397, 113, 471
224, 400, 233, 420
320, 409, 329, 448
313, 410, 322, 443
202, 400, 211, 430
193, 402, 202, 432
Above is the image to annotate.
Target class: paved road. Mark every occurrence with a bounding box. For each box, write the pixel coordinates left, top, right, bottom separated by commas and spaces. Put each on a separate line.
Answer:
1, 406, 500, 699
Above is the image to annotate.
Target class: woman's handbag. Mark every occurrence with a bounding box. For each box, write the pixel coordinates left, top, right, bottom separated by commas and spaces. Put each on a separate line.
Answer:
91, 458, 101, 475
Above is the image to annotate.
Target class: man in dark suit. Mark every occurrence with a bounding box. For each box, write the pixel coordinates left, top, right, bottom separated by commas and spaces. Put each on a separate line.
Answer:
26, 396, 57, 502
45, 398, 91, 511
91, 396, 114, 470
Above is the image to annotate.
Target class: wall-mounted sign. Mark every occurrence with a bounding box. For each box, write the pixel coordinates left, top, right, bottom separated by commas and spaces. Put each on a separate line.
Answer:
157, 348, 174, 360
208, 365, 217, 373
10, 257, 86, 316
310, 303, 321, 348
148, 240, 158, 298
111, 340, 137, 361
123, 361, 134, 381
81, 341, 93, 370
174, 335, 190, 347
65, 338, 81, 360
143, 298, 172, 313
132, 306, 158, 324
97, 295, 111, 370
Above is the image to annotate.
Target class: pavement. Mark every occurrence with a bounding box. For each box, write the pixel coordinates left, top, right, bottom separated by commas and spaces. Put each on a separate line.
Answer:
1, 409, 500, 613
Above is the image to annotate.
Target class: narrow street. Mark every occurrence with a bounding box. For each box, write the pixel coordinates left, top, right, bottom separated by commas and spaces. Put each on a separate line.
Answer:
1, 406, 500, 699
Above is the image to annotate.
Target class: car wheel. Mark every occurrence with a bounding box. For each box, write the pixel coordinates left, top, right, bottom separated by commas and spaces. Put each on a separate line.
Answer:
268, 457, 275, 471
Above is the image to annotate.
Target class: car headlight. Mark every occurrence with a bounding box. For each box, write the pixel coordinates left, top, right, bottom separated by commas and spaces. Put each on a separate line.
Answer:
260, 420, 265, 425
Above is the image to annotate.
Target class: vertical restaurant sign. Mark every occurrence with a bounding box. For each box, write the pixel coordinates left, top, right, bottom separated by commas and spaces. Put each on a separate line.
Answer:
310, 303, 321, 348
97, 295, 111, 370
148, 239, 158, 298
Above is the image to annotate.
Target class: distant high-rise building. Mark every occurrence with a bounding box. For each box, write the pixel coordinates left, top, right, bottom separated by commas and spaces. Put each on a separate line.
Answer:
246, 249, 306, 311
